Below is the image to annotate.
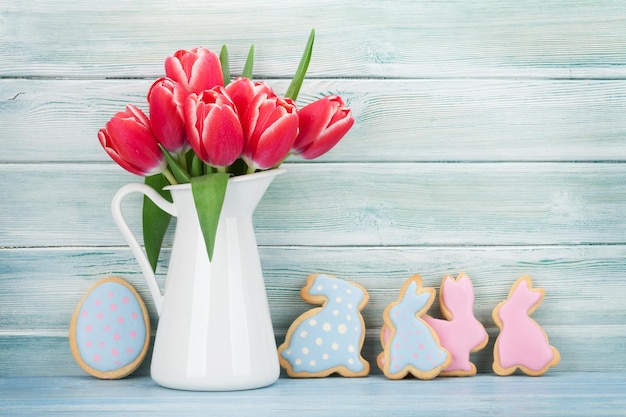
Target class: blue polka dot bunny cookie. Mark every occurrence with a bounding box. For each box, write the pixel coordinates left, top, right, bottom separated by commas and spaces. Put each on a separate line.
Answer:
278, 274, 370, 377
377, 274, 450, 380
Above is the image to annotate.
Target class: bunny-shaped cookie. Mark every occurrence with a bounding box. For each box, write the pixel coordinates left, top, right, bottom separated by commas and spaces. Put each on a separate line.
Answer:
424, 273, 488, 376
492, 276, 560, 376
377, 274, 450, 380
278, 274, 370, 377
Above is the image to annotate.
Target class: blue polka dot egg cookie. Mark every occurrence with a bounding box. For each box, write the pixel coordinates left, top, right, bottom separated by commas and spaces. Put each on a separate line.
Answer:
69, 276, 150, 379
278, 274, 370, 377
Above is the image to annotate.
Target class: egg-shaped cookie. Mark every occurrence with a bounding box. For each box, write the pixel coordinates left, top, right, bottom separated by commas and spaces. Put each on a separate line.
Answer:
69, 276, 150, 379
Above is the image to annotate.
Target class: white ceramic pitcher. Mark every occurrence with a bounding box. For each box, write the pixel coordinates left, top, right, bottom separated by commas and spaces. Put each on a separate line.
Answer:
111, 169, 283, 391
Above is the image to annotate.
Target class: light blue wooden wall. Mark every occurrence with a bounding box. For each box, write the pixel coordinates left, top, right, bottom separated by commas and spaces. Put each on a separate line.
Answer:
1, 0, 626, 376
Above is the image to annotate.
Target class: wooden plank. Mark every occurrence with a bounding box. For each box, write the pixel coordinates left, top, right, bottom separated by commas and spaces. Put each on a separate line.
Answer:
1, 374, 625, 416
1, 162, 626, 247
2, 1, 626, 78
3, 78, 626, 163
0, 334, 149, 377
1, 245, 625, 375
1, 324, 623, 376
2, 245, 625, 331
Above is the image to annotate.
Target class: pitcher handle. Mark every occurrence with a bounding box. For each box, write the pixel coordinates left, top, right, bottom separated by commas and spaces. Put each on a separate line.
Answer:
111, 183, 176, 316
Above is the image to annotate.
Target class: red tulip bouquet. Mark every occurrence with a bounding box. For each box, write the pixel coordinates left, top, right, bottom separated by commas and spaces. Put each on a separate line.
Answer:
98, 30, 354, 270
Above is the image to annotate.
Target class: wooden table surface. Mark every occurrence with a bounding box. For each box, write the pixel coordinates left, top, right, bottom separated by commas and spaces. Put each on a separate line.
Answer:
1, 373, 625, 416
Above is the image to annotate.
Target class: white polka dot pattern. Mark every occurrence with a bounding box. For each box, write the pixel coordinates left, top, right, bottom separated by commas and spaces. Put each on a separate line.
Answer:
278, 274, 370, 377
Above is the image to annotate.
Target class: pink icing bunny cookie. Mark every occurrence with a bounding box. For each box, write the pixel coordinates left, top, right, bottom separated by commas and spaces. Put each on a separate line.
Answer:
377, 274, 450, 380
492, 276, 561, 376
423, 273, 488, 376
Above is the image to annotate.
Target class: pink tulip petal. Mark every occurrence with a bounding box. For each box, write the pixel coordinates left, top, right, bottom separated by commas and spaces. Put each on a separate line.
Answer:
292, 96, 354, 160
166, 48, 224, 94
98, 105, 165, 176
148, 78, 187, 153
299, 114, 354, 160
165, 56, 190, 91
184, 89, 243, 167
247, 112, 298, 169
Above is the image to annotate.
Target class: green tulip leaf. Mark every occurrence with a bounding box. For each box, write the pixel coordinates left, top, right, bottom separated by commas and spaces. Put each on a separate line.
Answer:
191, 173, 229, 262
242, 44, 254, 79
142, 174, 172, 272
159, 144, 191, 183
220, 44, 230, 84
285, 28, 315, 101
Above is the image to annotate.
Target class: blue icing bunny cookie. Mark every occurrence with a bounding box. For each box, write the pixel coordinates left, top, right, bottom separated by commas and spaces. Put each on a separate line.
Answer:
377, 274, 450, 380
278, 274, 370, 377
69, 276, 150, 379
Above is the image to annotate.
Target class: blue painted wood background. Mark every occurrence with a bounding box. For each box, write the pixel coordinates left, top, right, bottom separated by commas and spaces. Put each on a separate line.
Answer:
1, 0, 626, 378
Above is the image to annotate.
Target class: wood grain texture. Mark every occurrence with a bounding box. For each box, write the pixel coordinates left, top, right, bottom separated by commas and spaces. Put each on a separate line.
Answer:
2, 1, 626, 79
1, 325, 623, 376
3, 79, 626, 163
1, 162, 625, 247
1, 245, 625, 375
1, 0, 626, 389
2, 245, 626, 331
1, 374, 625, 416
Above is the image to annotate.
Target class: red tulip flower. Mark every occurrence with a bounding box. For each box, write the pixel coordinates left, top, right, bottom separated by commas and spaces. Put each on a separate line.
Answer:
165, 47, 224, 94
224, 77, 275, 119
98, 105, 166, 176
292, 95, 354, 160
147, 77, 188, 154
241, 92, 299, 171
184, 87, 244, 168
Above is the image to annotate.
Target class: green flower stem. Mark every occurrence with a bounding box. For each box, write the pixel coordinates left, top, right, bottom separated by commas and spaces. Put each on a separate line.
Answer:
246, 164, 256, 175
159, 144, 191, 183
177, 153, 189, 172
216, 166, 227, 174
162, 167, 178, 185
